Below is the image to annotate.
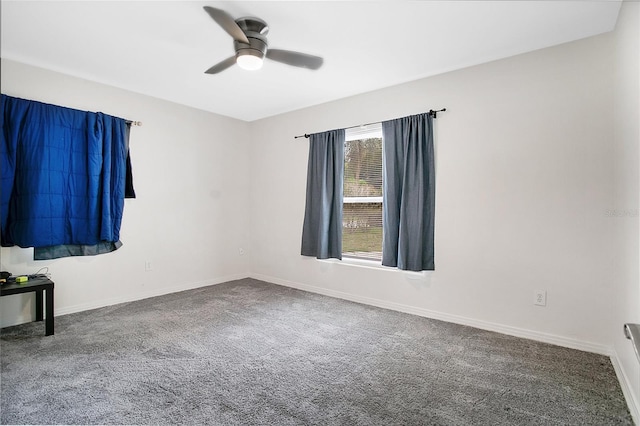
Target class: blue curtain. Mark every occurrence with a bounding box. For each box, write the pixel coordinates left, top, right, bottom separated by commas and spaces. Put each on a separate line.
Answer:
1, 94, 128, 257
301, 129, 345, 260
382, 113, 435, 271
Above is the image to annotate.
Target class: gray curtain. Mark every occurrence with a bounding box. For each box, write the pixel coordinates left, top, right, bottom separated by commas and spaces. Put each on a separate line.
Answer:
301, 129, 345, 259
382, 113, 435, 271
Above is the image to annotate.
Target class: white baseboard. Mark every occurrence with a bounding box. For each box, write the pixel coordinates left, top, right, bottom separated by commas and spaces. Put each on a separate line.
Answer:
52, 272, 249, 318
611, 349, 640, 425
250, 273, 611, 356
2, 272, 251, 329
15, 271, 610, 356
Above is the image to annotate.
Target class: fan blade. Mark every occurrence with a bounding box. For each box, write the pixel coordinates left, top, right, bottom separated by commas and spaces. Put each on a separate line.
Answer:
266, 49, 323, 70
203, 6, 249, 44
205, 56, 236, 74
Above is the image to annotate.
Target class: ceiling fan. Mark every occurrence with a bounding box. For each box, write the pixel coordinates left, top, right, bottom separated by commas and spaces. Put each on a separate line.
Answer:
203, 6, 324, 74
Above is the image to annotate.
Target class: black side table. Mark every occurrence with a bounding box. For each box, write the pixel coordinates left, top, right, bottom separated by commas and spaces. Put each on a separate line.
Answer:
1, 277, 54, 336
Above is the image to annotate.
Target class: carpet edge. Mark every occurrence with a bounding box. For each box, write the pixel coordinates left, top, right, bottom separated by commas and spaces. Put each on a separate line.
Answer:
51, 272, 251, 318
611, 348, 640, 425
250, 272, 611, 356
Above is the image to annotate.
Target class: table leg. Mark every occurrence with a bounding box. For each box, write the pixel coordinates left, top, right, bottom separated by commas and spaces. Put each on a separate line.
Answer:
35, 289, 43, 322
45, 287, 54, 336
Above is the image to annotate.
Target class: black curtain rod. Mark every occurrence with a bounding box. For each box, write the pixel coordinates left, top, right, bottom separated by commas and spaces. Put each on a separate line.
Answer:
293, 108, 446, 139
125, 120, 143, 127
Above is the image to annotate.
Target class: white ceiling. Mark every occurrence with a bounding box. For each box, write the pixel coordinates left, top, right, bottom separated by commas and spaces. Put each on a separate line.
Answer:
1, 1, 621, 122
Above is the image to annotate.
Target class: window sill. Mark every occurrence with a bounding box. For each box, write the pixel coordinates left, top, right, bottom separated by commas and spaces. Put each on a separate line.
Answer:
320, 256, 432, 280
340, 255, 386, 270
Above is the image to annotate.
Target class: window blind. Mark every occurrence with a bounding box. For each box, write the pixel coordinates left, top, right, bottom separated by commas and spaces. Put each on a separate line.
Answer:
343, 124, 383, 261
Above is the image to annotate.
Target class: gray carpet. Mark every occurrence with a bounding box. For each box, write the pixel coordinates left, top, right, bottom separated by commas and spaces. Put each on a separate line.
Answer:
0, 278, 633, 425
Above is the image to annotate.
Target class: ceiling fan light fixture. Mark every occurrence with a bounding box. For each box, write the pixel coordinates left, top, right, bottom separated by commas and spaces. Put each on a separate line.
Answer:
236, 51, 264, 71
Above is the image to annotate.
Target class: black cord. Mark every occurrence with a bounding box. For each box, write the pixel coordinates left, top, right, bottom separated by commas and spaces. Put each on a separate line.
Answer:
27, 266, 51, 279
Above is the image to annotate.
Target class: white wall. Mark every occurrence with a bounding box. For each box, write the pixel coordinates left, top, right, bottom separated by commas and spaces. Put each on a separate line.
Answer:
612, 1, 640, 421
2, 13, 637, 418
249, 32, 616, 353
0, 59, 252, 327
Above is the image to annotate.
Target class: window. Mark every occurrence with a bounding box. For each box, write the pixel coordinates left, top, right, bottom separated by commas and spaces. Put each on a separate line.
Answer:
343, 124, 383, 261
302, 113, 434, 270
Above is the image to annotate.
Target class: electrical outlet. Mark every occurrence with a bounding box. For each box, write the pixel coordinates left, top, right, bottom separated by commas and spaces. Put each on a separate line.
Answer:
144, 261, 153, 272
534, 290, 547, 306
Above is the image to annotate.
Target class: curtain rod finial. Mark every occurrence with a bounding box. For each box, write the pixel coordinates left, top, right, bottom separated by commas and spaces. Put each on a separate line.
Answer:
429, 108, 446, 119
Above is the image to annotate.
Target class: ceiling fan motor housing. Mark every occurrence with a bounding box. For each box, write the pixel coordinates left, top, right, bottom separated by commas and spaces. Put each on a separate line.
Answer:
234, 17, 269, 60
234, 35, 267, 60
